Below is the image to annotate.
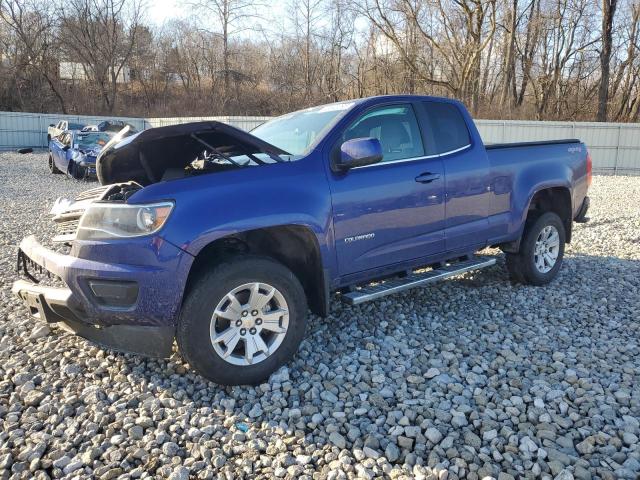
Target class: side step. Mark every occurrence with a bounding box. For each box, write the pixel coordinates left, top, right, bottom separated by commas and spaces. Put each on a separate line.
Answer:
341, 256, 496, 305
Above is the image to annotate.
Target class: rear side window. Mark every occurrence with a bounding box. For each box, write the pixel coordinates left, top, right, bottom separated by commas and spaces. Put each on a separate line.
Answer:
422, 102, 471, 155
343, 105, 424, 162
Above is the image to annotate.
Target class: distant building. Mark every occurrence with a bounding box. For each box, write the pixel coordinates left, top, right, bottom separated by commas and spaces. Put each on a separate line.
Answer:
59, 62, 132, 83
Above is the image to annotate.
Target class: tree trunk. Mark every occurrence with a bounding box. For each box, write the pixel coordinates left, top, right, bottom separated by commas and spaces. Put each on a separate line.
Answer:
596, 0, 618, 122
500, 0, 518, 107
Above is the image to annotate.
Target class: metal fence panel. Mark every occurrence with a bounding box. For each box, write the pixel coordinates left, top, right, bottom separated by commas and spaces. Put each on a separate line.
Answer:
0, 112, 146, 150
474, 119, 640, 175
1, 110, 639, 174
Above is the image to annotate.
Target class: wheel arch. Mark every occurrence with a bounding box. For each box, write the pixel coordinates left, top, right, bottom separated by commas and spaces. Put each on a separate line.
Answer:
184, 224, 329, 317
502, 185, 573, 253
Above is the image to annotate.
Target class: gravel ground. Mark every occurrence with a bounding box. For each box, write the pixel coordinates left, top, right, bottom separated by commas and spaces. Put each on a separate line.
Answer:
0, 152, 639, 480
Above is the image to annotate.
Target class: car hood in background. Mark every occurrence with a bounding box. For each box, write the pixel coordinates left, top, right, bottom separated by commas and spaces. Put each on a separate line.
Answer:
96, 121, 287, 186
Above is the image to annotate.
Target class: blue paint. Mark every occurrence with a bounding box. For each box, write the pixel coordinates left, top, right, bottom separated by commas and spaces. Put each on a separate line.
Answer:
34, 95, 590, 328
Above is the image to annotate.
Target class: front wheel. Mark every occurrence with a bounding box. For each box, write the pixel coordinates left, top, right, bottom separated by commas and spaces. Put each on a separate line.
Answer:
177, 255, 308, 385
505, 211, 566, 286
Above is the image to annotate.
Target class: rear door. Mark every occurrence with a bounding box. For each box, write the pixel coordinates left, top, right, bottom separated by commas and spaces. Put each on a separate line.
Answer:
328, 102, 446, 276
419, 101, 491, 251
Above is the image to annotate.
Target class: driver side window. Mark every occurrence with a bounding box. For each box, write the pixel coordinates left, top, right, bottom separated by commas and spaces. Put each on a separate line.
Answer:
343, 105, 424, 163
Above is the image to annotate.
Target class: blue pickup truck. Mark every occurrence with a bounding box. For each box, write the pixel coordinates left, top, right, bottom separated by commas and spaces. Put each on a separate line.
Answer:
13, 95, 591, 384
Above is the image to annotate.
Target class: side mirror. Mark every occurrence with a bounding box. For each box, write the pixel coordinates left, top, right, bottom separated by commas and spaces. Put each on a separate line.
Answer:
333, 137, 383, 172
49, 123, 55, 127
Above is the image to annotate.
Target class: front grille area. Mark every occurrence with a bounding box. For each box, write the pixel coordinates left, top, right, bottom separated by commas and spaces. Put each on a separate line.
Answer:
51, 185, 110, 243
53, 218, 81, 242
74, 185, 110, 201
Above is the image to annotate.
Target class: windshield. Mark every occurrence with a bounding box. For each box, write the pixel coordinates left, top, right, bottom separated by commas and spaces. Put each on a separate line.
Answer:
251, 101, 355, 155
76, 132, 115, 151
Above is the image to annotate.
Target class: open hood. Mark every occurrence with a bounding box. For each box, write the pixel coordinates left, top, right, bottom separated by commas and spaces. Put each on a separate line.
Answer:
96, 121, 287, 186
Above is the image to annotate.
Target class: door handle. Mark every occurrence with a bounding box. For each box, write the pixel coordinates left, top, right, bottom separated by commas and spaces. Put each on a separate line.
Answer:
415, 172, 440, 183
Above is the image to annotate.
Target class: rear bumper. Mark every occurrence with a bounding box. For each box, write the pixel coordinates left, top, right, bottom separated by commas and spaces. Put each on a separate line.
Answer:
12, 280, 174, 357
12, 234, 194, 357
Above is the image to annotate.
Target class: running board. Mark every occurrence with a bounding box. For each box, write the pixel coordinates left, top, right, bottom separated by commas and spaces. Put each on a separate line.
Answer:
341, 256, 496, 305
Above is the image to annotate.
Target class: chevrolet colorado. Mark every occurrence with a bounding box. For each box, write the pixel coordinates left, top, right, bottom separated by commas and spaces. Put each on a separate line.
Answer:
13, 95, 591, 385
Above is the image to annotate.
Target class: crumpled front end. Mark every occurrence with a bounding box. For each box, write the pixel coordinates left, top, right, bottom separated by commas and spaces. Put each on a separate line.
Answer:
74, 153, 98, 178
12, 185, 194, 357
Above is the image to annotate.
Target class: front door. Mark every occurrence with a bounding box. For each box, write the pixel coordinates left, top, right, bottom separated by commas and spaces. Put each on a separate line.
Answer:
328, 103, 446, 277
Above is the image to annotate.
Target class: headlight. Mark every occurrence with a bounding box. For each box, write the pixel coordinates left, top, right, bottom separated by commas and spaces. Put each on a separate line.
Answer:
76, 202, 174, 240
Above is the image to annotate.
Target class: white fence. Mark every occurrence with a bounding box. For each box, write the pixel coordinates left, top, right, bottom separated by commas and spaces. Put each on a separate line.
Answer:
1, 111, 638, 174
476, 120, 640, 175
0, 111, 269, 151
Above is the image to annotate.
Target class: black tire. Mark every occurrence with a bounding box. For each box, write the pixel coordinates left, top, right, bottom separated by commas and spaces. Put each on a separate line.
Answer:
69, 161, 84, 180
17, 147, 33, 154
49, 154, 62, 174
505, 211, 566, 286
177, 255, 308, 385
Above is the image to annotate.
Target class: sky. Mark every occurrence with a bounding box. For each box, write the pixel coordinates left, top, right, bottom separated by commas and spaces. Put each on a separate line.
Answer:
147, 0, 186, 25
146, 0, 289, 29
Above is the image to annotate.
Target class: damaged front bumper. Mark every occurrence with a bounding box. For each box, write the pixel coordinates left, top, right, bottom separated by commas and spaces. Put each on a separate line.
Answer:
12, 235, 193, 357
12, 280, 174, 357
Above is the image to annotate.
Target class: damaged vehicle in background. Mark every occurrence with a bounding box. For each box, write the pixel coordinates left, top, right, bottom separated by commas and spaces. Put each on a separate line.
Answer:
47, 120, 85, 143
48, 128, 133, 180
96, 119, 138, 133
14, 96, 591, 385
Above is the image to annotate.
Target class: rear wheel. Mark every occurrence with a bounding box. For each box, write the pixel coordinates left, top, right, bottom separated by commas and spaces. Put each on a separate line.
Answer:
48, 154, 61, 174
177, 256, 308, 385
505, 212, 565, 285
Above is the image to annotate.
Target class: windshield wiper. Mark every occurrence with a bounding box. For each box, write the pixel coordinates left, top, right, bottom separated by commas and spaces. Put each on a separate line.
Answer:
192, 133, 289, 165
191, 133, 246, 168
263, 150, 289, 163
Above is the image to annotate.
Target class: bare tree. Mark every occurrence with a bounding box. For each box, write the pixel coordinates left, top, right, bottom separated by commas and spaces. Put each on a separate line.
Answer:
499, 0, 518, 107
1, 0, 639, 122
60, 0, 143, 113
612, 1, 640, 121
190, 0, 258, 96
0, 0, 67, 112
596, 0, 618, 121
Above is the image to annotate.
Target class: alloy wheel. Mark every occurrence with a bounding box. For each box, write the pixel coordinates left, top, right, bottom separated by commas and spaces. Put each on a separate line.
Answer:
534, 225, 560, 273
210, 282, 289, 366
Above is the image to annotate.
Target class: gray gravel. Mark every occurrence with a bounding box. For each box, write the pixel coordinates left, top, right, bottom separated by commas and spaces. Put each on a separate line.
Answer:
1, 152, 639, 480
